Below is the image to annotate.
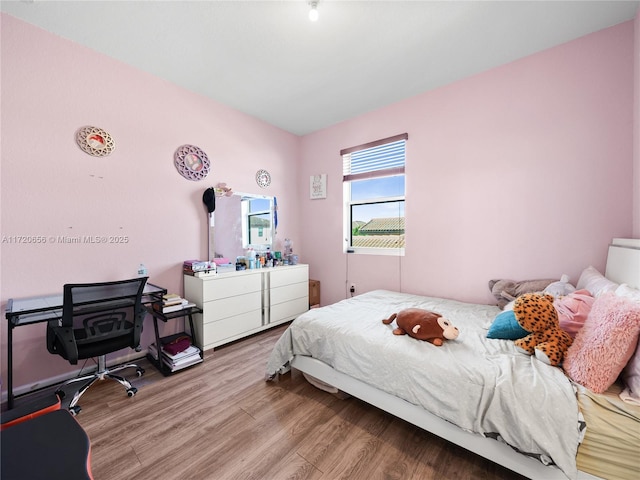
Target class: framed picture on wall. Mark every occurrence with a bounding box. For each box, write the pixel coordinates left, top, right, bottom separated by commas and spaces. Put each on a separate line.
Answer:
310, 174, 327, 199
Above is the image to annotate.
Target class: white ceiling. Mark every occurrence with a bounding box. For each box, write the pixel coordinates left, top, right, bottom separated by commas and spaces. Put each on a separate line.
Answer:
2, 1, 638, 135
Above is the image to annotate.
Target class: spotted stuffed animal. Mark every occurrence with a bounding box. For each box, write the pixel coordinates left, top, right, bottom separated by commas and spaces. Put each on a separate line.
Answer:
512, 293, 572, 366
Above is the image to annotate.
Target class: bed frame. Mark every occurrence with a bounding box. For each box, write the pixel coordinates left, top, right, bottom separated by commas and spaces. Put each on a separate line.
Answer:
290, 239, 640, 480
605, 238, 640, 288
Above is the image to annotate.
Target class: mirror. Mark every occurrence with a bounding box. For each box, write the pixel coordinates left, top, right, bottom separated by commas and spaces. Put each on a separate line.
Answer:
214, 192, 274, 261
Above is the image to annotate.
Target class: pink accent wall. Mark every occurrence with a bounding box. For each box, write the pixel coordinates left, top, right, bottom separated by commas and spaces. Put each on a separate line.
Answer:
0, 15, 301, 393
300, 21, 635, 307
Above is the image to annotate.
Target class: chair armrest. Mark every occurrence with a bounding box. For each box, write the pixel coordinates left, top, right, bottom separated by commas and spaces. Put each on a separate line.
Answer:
47, 322, 79, 364
132, 306, 146, 347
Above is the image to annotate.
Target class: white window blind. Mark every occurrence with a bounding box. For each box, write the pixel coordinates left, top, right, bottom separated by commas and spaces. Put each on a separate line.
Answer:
342, 133, 407, 182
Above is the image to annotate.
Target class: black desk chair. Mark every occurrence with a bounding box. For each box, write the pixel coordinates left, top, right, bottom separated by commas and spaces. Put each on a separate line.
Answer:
47, 277, 148, 415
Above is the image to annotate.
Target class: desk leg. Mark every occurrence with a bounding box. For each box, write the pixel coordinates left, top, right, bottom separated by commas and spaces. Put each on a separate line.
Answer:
185, 313, 204, 361
7, 324, 14, 409
187, 314, 197, 348
152, 316, 162, 364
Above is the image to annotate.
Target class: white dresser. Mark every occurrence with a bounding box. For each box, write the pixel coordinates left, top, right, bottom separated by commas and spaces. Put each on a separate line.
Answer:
184, 264, 308, 351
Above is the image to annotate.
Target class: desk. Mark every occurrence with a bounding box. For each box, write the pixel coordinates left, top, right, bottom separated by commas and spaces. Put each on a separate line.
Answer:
4, 282, 166, 409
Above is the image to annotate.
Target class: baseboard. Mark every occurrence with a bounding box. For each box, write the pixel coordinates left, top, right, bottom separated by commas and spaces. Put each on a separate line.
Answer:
1, 349, 148, 404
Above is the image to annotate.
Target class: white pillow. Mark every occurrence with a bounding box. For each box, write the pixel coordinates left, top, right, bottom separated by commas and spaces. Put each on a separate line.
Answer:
622, 339, 640, 403
615, 284, 640, 302
613, 285, 640, 403
576, 266, 618, 297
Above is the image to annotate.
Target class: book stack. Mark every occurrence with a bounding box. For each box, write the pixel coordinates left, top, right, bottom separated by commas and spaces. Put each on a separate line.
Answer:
148, 337, 202, 372
156, 293, 195, 313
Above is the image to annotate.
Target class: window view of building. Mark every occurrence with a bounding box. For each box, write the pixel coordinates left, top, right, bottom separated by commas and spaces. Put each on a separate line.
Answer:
352, 216, 405, 248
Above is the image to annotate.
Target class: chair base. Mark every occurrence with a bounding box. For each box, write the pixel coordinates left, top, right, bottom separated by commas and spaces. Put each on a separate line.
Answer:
56, 355, 144, 415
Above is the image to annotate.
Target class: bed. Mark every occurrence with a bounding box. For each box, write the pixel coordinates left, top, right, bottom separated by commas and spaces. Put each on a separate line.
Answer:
266, 239, 640, 480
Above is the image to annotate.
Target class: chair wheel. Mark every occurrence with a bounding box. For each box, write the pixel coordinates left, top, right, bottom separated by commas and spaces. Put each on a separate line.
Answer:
127, 387, 137, 397
69, 406, 82, 416
136, 367, 145, 377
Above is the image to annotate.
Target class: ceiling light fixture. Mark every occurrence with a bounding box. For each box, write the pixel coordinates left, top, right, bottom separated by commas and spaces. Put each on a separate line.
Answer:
308, 1, 319, 22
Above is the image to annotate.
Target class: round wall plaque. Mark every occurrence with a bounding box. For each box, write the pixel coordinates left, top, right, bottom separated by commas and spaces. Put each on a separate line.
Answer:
256, 169, 271, 188
76, 126, 115, 157
174, 144, 210, 181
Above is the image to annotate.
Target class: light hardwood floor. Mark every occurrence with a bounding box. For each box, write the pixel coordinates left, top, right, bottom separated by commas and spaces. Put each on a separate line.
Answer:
67, 325, 528, 480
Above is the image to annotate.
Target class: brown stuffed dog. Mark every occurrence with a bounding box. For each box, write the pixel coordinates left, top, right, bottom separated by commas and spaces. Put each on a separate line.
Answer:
382, 308, 459, 346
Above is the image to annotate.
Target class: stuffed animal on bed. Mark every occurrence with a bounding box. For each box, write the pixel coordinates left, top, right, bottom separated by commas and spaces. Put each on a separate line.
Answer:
512, 293, 573, 366
488, 278, 558, 308
543, 274, 576, 298
382, 308, 459, 346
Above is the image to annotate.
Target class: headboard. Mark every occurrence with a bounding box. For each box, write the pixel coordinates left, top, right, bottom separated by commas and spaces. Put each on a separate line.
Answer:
604, 238, 640, 289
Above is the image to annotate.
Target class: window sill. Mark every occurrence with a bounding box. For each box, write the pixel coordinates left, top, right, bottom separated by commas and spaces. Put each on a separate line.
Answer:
345, 247, 405, 256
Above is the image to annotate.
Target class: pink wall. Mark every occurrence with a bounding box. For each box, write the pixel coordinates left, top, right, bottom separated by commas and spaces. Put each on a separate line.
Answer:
0, 15, 301, 394
300, 21, 636, 307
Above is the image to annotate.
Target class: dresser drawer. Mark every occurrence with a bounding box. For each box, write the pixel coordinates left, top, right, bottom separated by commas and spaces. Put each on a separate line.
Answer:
270, 265, 308, 288
202, 291, 261, 323
202, 273, 262, 301
271, 281, 308, 306
270, 297, 309, 324
201, 310, 262, 348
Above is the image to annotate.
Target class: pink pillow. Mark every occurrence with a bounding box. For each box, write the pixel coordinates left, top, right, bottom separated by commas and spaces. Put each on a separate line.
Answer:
553, 289, 594, 338
563, 293, 640, 393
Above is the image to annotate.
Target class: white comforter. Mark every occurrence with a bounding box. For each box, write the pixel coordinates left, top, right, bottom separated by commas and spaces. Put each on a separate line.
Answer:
266, 290, 581, 479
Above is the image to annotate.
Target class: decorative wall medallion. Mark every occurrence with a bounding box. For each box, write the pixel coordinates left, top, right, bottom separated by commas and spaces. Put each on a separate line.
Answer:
76, 126, 115, 157
174, 144, 210, 181
255, 169, 271, 188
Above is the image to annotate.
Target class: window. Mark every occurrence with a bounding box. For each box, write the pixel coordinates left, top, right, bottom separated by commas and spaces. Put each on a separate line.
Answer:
342, 133, 407, 255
